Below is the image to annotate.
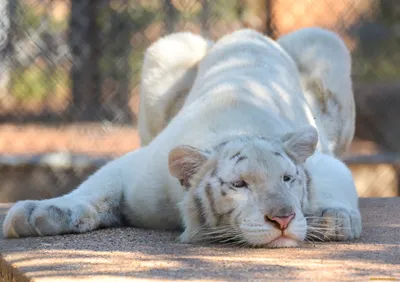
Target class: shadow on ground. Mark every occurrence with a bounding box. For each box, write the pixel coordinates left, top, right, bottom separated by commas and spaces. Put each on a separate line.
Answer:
0, 198, 399, 281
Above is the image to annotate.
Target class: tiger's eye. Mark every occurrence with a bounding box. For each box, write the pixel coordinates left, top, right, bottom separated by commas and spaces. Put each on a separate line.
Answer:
283, 175, 292, 182
231, 180, 248, 188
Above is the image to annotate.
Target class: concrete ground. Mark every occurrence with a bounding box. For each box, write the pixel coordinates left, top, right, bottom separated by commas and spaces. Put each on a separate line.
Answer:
0, 198, 399, 282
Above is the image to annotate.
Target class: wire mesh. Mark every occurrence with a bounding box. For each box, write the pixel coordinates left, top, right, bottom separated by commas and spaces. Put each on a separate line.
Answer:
1, 0, 399, 120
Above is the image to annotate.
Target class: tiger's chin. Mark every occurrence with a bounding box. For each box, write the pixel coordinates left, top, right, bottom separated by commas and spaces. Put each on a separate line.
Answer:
244, 234, 301, 248
266, 236, 300, 248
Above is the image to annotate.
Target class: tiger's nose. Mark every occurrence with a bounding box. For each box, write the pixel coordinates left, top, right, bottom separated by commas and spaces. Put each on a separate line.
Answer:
264, 213, 295, 230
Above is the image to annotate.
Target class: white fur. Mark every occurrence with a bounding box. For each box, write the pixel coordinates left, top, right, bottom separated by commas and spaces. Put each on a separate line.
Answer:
3, 28, 361, 247
278, 27, 355, 157
138, 32, 214, 146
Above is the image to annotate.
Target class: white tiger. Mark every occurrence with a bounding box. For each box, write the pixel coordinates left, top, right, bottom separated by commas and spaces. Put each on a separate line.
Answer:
3, 28, 361, 248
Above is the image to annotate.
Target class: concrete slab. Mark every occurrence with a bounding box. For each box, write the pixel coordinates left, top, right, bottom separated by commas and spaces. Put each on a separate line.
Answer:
0, 198, 399, 281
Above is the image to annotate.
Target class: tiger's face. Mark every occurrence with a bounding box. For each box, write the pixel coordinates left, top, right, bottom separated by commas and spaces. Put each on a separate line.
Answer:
169, 126, 318, 248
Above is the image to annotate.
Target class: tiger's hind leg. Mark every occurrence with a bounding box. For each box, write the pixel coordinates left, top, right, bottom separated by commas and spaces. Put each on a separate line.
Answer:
139, 32, 213, 145
278, 27, 355, 157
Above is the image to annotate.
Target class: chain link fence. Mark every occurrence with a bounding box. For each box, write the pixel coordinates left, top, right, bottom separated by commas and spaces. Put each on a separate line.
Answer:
0, 0, 400, 201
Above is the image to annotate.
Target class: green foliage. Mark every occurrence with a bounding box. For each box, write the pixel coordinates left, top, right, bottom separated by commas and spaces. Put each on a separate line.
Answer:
14, 3, 41, 39
213, 0, 241, 22
354, 58, 400, 83
15, 2, 68, 38
10, 66, 69, 102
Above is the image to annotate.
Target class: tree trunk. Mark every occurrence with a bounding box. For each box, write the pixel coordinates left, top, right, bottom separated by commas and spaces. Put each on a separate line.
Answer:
68, 0, 102, 122
265, 0, 276, 39
164, 0, 178, 34
100, 8, 134, 125
200, 0, 211, 37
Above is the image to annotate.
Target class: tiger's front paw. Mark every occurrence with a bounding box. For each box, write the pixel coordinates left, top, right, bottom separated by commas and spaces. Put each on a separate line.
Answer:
307, 206, 362, 241
3, 199, 100, 238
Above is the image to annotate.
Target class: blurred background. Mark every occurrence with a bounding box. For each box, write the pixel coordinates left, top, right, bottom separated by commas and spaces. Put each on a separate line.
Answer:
0, 0, 399, 202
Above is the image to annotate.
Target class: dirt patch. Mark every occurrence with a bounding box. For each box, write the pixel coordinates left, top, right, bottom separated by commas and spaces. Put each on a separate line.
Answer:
0, 198, 399, 281
0, 123, 140, 156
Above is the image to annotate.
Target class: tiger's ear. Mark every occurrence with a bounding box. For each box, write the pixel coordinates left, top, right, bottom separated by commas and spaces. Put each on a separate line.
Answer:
168, 145, 209, 188
281, 125, 318, 163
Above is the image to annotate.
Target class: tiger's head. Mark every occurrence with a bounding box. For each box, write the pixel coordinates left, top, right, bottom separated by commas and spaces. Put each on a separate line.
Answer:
168, 126, 318, 248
